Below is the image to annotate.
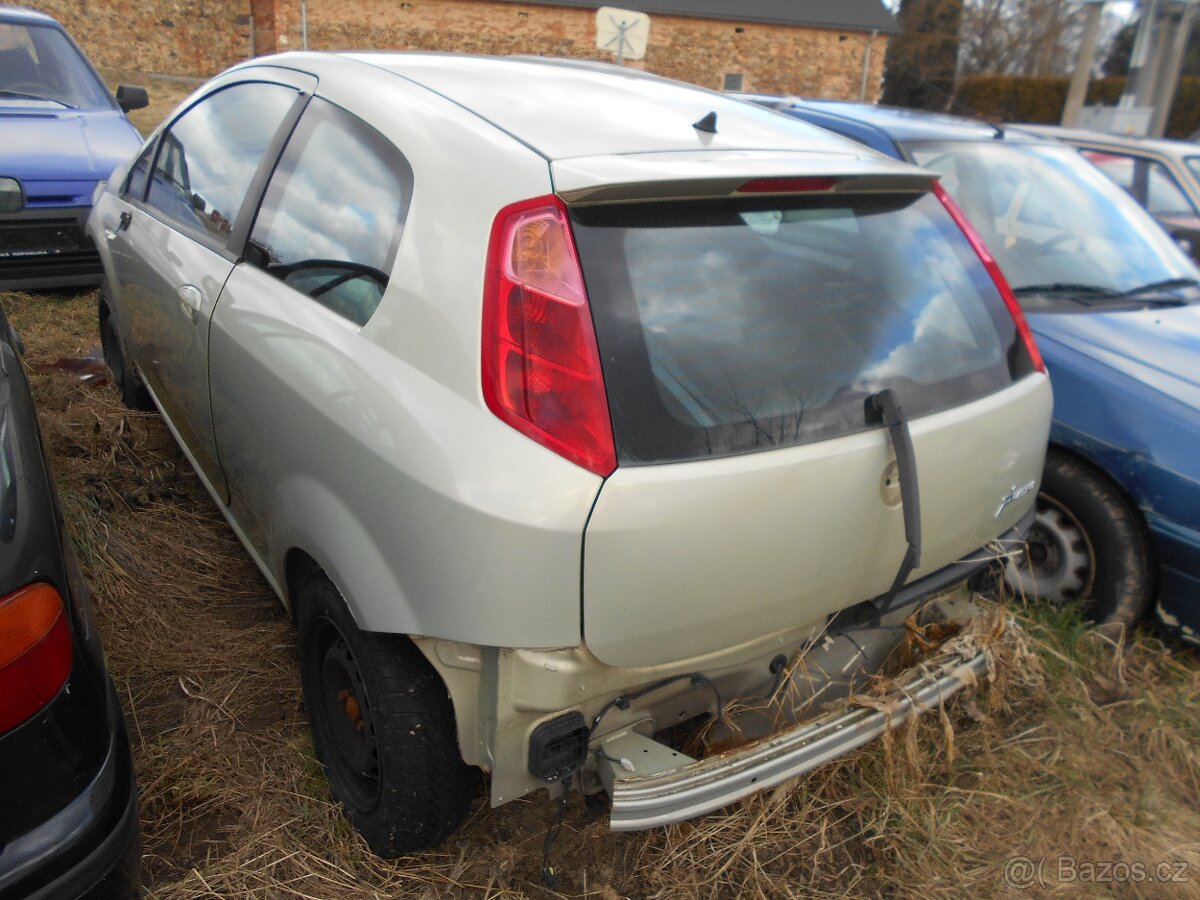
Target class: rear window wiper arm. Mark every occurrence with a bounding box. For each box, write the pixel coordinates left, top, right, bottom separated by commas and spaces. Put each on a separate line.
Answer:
868, 389, 921, 613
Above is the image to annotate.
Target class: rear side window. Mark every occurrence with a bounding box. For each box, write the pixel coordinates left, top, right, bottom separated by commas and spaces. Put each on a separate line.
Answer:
145, 82, 297, 243
572, 192, 1023, 464
247, 98, 413, 327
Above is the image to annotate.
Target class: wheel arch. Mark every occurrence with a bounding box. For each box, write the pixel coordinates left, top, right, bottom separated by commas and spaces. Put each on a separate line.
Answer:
267, 475, 429, 637
1045, 441, 1155, 553
281, 546, 484, 768
97, 281, 118, 339
291, 568, 475, 853
1041, 441, 1160, 617
280, 544, 423, 635
282, 547, 322, 618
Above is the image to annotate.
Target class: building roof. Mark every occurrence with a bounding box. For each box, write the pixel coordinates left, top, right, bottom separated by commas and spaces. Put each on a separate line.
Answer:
490, 0, 899, 35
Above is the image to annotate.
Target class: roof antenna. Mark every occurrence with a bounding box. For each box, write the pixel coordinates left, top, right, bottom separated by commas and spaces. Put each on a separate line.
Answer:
693, 111, 718, 134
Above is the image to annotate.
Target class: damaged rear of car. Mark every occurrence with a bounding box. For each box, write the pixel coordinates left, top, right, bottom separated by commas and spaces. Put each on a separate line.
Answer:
473, 155, 1052, 825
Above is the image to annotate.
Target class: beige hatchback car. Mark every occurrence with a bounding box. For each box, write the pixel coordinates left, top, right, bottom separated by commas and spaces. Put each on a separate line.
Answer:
89, 53, 1051, 854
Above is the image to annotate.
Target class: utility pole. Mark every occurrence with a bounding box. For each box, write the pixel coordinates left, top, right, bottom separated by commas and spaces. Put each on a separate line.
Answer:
1149, 0, 1197, 136
859, 30, 879, 101
1121, 0, 1161, 108
1062, 0, 1107, 127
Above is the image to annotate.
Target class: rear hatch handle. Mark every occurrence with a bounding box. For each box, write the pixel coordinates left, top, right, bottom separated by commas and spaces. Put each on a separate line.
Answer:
868, 389, 921, 609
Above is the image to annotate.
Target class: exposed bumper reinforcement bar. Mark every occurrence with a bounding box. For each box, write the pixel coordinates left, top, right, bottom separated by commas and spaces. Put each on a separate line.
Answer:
608, 649, 990, 831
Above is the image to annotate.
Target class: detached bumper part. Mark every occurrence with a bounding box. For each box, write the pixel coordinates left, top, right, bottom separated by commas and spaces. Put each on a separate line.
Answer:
605, 649, 989, 831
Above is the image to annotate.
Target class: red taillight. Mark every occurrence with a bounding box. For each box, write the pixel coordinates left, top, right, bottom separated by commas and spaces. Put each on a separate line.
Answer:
482, 195, 617, 476
738, 176, 837, 193
933, 181, 1046, 374
0, 583, 73, 734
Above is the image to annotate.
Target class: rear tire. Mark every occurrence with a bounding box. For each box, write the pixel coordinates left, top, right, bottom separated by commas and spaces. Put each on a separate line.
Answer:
296, 574, 475, 855
99, 290, 153, 411
1005, 450, 1153, 629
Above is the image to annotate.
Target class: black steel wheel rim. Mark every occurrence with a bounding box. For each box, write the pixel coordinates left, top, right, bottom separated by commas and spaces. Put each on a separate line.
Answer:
314, 618, 381, 811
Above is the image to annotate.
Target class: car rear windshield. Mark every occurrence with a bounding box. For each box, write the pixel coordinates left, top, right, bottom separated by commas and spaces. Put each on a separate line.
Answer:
571, 191, 1026, 465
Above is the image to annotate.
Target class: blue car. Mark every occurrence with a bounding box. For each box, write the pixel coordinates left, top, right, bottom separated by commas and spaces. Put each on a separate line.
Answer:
0, 7, 146, 290
746, 96, 1200, 643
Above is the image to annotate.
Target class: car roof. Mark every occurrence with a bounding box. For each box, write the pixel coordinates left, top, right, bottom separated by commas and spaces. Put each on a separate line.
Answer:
1015, 124, 1200, 159
272, 52, 875, 162
773, 98, 1018, 144
0, 6, 62, 27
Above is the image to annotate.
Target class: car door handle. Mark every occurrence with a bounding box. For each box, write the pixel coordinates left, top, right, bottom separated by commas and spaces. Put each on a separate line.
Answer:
104, 211, 132, 241
177, 284, 203, 323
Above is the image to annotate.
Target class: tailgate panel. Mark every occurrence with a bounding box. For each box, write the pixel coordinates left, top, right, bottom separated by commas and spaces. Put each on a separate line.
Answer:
582, 374, 1051, 668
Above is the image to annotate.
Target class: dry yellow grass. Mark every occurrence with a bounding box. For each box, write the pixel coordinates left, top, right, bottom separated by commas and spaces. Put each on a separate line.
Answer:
5, 286, 1198, 899
4, 72, 1199, 896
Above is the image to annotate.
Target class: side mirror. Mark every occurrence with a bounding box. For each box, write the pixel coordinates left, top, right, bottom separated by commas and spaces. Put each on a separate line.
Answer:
116, 84, 149, 113
1170, 229, 1196, 259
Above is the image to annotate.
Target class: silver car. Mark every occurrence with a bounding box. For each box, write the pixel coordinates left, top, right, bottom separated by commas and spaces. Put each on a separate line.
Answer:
89, 53, 1052, 854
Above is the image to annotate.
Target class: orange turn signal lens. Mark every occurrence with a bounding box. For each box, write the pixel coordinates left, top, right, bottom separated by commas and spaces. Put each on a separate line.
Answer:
0, 583, 73, 734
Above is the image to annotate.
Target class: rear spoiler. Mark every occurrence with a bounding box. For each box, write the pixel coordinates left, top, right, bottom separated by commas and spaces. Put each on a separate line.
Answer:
552, 150, 935, 205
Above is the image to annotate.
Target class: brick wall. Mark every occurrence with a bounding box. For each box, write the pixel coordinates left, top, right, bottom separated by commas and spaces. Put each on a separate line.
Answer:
29, 0, 252, 76
29, 0, 887, 100
274, 0, 887, 99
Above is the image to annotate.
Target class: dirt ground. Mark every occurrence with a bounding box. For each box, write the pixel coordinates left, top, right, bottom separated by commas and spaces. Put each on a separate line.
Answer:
2, 74, 1199, 898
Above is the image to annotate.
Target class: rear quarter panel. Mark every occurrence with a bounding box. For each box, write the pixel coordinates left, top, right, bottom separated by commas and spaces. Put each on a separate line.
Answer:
208, 63, 602, 646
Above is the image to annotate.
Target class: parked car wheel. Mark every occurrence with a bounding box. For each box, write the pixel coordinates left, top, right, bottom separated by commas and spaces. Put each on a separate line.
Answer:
1005, 450, 1153, 628
99, 291, 153, 411
296, 574, 475, 855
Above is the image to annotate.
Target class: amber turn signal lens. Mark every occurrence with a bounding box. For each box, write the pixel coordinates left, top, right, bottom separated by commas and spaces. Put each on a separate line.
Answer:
0, 583, 73, 734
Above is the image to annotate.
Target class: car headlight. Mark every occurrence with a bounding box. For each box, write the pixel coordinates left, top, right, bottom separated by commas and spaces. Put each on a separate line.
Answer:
0, 177, 24, 213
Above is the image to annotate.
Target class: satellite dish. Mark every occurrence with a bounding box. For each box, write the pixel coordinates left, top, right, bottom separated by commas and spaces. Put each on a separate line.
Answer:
595, 7, 650, 64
